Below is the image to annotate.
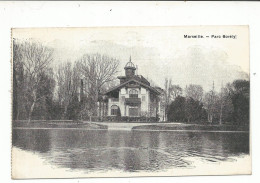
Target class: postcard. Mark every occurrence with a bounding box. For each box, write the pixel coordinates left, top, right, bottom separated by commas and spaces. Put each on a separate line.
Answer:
11, 26, 250, 179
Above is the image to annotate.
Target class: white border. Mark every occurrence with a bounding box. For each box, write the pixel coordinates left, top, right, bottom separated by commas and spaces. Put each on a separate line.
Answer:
1, 1, 260, 183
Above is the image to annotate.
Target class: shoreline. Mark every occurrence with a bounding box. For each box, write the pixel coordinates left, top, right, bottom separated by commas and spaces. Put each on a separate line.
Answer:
12, 121, 249, 132
12, 127, 249, 133
132, 124, 249, 132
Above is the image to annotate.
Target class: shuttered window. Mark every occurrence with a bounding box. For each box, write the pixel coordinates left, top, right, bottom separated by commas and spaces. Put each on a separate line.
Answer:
129, 89, 138, 98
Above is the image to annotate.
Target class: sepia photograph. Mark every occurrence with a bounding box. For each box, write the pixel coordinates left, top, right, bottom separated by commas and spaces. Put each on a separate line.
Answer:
11, 26, 250, 179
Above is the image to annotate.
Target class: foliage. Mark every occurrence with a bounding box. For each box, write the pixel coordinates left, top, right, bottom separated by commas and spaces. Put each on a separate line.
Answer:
166, 80, 249, 126
185, 84, 203, 101
56, 62, 80, 119
13, 39, 249, 126
13, 40, 54, 122
77, 54, 120, 116
167, 96, 186, 122
167, 96, 207, 123
227, 80, 250, 125
160, 78, 182, 121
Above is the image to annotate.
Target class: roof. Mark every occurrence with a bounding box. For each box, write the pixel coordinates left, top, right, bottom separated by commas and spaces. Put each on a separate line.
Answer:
103, 78, 161, 95
117, 75, 150, 86
124, 57, 136, 69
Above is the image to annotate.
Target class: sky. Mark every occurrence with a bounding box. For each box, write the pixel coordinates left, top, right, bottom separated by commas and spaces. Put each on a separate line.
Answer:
12, 26, 249, 92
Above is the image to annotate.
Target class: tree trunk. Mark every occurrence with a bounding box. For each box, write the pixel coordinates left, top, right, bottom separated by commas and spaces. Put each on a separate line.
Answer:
99, 101, 102, 117
165, 107, 168, 121
28, 100, 36, 123
63, 105, 68, 120
93, 90, 99, 116
219, 104, 223, 125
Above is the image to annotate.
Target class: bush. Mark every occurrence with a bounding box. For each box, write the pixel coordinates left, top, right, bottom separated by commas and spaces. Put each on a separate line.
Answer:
97, 116, 159, 122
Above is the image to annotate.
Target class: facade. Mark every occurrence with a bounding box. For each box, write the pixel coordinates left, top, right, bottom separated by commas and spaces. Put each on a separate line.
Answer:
103, 58, 162, 120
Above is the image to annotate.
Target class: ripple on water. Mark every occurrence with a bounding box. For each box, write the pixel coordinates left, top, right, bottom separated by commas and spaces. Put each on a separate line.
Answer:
12, 129, 249, 173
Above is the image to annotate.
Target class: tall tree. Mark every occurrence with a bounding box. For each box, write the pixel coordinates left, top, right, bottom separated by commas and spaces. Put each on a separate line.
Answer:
167, 96, 207, 123
56, 62, 80, 119
31, 69, 56, 120
13, 40, 53, 122
172, 85, 183, 99
13, 39, 25, 120
203, 82, 217, 123
214, 86, 234, 125
78, 54, 119, 116
185, 84, 204, 101
185, 97, 207, 123
162, 78, 173, 121
227, 80, 249, 125
161, 78, 183, 121
167, 96, 186, 122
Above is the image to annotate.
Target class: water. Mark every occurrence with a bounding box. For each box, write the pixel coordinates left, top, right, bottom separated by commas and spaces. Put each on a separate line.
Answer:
12, 129, 249, 173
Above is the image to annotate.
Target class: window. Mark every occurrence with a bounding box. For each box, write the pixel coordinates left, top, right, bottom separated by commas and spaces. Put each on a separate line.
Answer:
121, 88, 126, 94
141, 88, 146, 94
129, 89, 138, 98
111, 105, 118, 116
142, 96, 146, 102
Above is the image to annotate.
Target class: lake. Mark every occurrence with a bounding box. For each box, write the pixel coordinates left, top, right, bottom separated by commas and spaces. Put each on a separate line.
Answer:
12, 129, 249, 173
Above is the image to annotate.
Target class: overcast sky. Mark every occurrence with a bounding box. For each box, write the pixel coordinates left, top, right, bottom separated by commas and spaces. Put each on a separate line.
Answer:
13, 26, 249, 92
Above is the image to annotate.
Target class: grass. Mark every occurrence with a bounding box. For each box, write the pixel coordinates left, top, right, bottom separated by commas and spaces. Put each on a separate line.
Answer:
12, 120, 249, 132
12, 120, 107, 129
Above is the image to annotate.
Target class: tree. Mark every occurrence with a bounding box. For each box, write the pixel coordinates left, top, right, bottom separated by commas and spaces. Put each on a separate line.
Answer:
203, 82, 217, 123
216, 85, 233, 125
185, 97, 207, 123
167, 96, 186, 122
183, 84, 205, 123
172, 85, 183, 99
78, 54, 119, 116
227, 80, 249, 125
162, 78, 171, 121
13, 40, 53, 122
66, 95, 81, 120
185, 84, 203, 101
161, 78, 183, 121
13, 40, 26, 120
167, 96, 207, 123
56, 62, 80, 119
31, 69, 56, 120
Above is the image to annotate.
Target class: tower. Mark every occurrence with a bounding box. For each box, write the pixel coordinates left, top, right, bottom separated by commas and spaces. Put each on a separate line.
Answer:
124, 56, 136, 78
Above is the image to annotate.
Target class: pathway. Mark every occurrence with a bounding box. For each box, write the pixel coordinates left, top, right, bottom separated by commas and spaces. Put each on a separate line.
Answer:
85, 121, 181, 131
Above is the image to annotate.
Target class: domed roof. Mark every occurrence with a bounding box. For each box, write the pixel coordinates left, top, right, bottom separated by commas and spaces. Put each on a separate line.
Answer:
124, 56, 136, 69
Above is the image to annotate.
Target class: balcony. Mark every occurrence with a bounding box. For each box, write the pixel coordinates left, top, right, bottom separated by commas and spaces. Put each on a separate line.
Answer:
111, 98, 119, 102
125, 98, 141, 105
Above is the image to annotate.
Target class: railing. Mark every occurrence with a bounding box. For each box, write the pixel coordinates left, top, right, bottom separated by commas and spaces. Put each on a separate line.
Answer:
125, 98, 141, 104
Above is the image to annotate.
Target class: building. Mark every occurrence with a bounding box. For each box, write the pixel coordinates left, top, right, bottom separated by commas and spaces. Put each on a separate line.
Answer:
103, 57, 162, 120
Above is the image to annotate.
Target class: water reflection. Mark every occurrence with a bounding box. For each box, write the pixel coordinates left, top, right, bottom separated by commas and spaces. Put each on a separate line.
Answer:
12, 129, 249, 172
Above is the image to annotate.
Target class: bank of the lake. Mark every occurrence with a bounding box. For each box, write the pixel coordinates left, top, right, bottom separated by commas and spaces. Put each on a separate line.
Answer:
12, 120, 107, 129
13, 120, 249, 132
132, 123, 249, 132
